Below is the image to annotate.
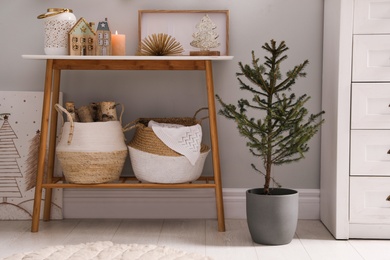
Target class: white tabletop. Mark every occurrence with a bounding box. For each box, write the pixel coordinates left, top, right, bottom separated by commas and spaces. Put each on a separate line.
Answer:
22, 55, 234, 61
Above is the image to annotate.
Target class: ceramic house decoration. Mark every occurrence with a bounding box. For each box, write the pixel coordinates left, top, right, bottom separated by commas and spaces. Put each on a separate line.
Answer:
69, 17, 96, 56
96, 18, 111, 55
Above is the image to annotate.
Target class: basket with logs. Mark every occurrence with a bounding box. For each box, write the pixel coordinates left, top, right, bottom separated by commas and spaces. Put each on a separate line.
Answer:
55, 101, 128, 184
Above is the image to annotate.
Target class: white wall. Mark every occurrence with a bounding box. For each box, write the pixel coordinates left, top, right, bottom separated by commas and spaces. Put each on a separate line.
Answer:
0, 0, 324, 189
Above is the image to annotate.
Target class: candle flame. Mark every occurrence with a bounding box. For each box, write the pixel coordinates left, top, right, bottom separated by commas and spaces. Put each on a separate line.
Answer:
115, 30, 118, 35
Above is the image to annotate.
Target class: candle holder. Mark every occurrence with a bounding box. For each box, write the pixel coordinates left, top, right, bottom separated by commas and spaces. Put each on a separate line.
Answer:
37, 8, 77, 55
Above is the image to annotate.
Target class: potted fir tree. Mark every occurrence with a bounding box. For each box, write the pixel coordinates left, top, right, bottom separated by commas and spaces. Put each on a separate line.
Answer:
216, 40, 324, 245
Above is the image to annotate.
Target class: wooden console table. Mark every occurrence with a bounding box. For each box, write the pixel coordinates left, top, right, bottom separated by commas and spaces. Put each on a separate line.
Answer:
22, 55, 233, 232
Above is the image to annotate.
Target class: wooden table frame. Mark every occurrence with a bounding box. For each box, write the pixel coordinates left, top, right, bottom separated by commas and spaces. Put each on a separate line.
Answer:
22, 55, 233, 233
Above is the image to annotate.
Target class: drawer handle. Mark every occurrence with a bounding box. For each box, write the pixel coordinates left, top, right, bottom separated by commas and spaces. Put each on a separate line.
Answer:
387, 195, 390, 201
387, 150, 390, 154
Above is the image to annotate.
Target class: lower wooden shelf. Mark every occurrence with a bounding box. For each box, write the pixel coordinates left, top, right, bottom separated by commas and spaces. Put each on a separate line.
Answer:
43, 176, 216, 189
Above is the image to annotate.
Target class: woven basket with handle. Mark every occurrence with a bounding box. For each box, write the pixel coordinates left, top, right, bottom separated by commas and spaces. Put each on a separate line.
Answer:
124, 108, 208, 156
124, 108, 210, 183
55, 104, 128, 184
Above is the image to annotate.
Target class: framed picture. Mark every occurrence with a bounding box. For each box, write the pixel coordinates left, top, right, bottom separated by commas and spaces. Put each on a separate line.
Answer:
0, 91, 63, 220
138, 10, 230, 55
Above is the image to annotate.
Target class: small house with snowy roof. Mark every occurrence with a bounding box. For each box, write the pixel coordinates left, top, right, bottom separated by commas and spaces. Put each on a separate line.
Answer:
96, 18, 111, 55
69, 17, 96, 56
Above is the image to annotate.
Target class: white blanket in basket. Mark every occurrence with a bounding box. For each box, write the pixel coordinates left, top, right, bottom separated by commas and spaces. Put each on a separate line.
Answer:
148, 120, 202, 165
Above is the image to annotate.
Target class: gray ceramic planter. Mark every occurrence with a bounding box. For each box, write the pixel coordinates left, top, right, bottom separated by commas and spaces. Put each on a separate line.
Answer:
246, 188, 299, 245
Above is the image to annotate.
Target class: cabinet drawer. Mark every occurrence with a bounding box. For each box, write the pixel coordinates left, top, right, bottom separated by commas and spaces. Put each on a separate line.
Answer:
350, 177, 390, 224
350, 130, 390, 176
351, 83, 390, 129
353, 35, 390, 82
354, 0, 390, 34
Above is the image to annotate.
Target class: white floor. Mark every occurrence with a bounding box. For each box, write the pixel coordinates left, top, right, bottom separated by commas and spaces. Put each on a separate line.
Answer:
0, 219, 389, 260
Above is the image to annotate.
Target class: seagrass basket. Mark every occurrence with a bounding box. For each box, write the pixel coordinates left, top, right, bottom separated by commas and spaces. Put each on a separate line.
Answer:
125, 108, 210, 183
128, 144, 210, 183
55, 104, 128, 184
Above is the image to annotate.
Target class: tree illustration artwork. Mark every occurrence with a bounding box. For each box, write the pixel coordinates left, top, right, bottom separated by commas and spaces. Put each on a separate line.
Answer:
0, 113, 23, 202
190, 14, 220, 52
0, 92, 63, 220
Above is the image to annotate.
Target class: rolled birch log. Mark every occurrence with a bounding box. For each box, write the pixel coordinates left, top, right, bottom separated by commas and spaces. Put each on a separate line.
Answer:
65, 101, 78, 122
98, 101, 118, 121
89, 102, 99, 122
77, 105, 94, 122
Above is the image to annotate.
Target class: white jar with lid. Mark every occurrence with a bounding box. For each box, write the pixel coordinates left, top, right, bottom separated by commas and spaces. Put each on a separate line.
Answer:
37, 8, 76, 55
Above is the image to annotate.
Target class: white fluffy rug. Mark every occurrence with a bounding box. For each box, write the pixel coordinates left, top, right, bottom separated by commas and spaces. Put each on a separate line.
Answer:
3, 241, 213, 260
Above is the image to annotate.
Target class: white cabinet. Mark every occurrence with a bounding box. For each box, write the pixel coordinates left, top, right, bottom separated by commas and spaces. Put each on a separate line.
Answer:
354, 0, 390, 34
321, 0, 390, 239
350, 177, 390, 224
351, 83, 390, 129
353, 35, 390, 81
350, 130, 390, 176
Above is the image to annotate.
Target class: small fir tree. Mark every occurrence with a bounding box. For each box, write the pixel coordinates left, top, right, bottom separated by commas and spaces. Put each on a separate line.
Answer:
216, 40, 324, 195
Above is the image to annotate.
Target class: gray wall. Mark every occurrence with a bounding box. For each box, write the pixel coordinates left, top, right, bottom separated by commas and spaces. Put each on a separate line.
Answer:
0, 0, 324, 189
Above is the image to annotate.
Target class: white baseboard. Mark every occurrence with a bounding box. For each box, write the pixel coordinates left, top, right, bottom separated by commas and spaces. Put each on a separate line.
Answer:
63, 188, 320, 219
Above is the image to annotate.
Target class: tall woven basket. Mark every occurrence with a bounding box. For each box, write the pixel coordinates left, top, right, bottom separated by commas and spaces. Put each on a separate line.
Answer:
125, 108, 210, 183
55, 104, 128, 184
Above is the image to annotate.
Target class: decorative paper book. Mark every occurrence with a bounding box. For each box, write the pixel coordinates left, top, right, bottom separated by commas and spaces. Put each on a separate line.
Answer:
0, 91, 63, 220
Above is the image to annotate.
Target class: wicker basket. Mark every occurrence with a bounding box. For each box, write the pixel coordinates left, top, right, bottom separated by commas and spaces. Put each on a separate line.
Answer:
55, 104, 128, 184
125, 108, 210, 183
128, 144, 210, 183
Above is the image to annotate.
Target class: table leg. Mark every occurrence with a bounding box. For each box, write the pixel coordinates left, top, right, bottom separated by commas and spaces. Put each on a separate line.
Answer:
43, 68, 61, 221
31, 59, 54, 232
205, 60, 226, 232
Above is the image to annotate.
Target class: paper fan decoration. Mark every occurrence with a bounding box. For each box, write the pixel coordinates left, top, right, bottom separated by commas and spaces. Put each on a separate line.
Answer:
137, 33, 184, 56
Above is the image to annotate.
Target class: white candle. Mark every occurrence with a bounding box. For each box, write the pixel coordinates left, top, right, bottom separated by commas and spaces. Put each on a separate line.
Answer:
111, 31, 126, 55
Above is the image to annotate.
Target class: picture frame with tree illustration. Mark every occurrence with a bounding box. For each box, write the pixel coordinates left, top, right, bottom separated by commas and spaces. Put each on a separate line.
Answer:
138, 10, 229, 56
0, 91, 63, 220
